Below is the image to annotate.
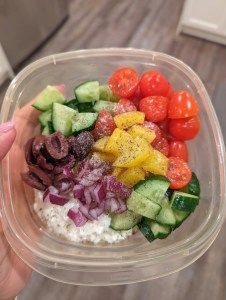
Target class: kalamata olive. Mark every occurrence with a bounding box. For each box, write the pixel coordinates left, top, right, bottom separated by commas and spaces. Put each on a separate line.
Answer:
54, 174, 74, 193
32, 135, 45, 158
37, 154, 54, 171
24, 137, 36, 165
53, 154, 76, 174
21, 172, 46, 191
28, 165, 52, 186
45, 131, 69, 160
69, 131, 94, 160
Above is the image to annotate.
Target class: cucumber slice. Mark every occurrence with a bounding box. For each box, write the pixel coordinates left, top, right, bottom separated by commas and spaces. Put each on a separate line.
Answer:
38, 110, 52, 127
52, 103, 77, 137
77, 102, 95, 112
99, 85, 119, 102
127, 191, 161, 219
93, 100, 116, 113
65, 99, 79, 110
75, 81, 99, 103
71, 112, 98, 134
170, 191, 199, 212
32, 85, 65, 111
42, 122, 54, 135
110, 210, 141, 231
134, 175, 170, 205
181, 172, 200, 197
138, 218, 171, 242
156, 197, 176, 226
172, 209, 190, 230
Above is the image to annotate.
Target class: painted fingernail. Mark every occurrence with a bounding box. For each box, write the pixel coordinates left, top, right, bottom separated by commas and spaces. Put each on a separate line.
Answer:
0, 121, 14, 134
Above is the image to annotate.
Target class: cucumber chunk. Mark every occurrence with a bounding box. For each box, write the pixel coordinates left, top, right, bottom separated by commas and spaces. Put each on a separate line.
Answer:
110, 210, 141, 231
75, 81, 99, 103
42, 122, 54, 135
77, 102, 95, 112
170, 191, 199, 212
71, 112, 98, 134
156, 197, 176, 226
99, 85, 119, 102
127, 190, 161, 219
181, 172, 200, 197
172, 209, 190, 230
138, 218, 171, 242
33, 85, 65, 111
65, 99, 79, 110
39, 110, 52, 127
93, 100, 116, 113
134, 175, 170, 205
52, 103, 77, 137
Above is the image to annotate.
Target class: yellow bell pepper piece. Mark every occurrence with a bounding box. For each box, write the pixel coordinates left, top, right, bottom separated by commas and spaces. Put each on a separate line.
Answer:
127, 125, 156, 143
93, 136, 109, 152
112, 167, 123, 177
105, 128, 134, 155
93, 152, 116, 162
118, 167, 146, 187
113, 137, 151, 168
114, 111, 145, 129
142, 149, 169, 176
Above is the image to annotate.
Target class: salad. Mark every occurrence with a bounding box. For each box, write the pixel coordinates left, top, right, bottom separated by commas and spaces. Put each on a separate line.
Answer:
21, 67, 201, 244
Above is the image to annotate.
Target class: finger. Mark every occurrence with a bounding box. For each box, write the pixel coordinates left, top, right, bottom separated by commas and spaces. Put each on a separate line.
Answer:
0, 122, 16, 161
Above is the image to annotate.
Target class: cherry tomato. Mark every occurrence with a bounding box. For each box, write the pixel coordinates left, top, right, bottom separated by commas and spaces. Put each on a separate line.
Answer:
152, 136, 169, 156
169, 140, 188, 161
109, 67, 139, 98
167, 157, 192, 189
143, 121, 162, 142
93, 110, 116, 140
157, 119, 174, 141
139, 70, 172, 97
167, 84, 174, 99
168, 90, 199, 119
114, 98, 137, 115
139, 96, 169, 122
169, 116, 200, 140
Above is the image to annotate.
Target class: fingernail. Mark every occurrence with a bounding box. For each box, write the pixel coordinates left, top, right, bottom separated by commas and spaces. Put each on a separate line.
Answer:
0, 121, 14, 134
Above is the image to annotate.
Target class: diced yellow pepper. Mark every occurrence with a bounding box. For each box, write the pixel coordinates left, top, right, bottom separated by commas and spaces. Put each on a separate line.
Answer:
142, 149, 169, 176
114, 111, 145, 129
118, 167, 146, 187
93, 152, 116, 162
105, 128, 134, 155
113, 137, 151, 168
93, 136, 109, 152
112, 167, 123, 177
127, 125, 156, 143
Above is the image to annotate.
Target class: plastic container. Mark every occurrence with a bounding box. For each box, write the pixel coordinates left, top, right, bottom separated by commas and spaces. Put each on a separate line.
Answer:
0, 48, 225, 285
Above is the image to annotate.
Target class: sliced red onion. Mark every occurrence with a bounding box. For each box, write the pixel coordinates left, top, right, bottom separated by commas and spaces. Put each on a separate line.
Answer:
53, 174, 74, 193
77, 201, 95, 221
84, 188, 92, 205
92, 183, 106, 203
67, 207, 87, 227
73, 184, 84, 199
89, 208, 99, 220
49, 193, 69, 206
105, 198, 120, 213
117, 198, 127, 213
43, 185, 58, 201
104, 176, 132, 200
62, 166, 74, 178
95, 201, 105, 216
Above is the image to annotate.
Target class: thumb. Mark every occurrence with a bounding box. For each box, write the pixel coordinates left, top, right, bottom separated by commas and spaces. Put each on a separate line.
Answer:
0, 122, 16, 161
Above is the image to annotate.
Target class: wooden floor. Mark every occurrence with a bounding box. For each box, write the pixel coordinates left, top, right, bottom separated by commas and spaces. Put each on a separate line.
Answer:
1, 0, 226, 299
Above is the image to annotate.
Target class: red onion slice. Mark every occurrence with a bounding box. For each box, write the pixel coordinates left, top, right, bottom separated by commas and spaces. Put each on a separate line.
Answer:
73, 184, 84, 199
92, 183, 106, 203
43, 186, 58, 201
67, 207, 87, 227
84, 188, 92, 205
49, 193, 69, 206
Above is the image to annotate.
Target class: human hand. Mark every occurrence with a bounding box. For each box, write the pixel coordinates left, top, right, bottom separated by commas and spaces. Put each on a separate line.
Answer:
0, 122, 31, 300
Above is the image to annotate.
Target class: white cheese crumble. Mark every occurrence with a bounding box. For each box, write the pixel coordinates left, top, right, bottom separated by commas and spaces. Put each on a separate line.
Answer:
34, 191, 132, 244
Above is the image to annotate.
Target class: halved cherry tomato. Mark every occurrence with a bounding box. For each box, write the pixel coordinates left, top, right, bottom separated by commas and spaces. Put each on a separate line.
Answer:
152, 136, 169, 157
114, 98, 137, 115
129, 85, 143, 108
93, 110, 116, 140
168, 90, 199, 119
143, 121, 162, 143
109, 67, 139, 98
169, 116, 200, 140
139, 96, 169, 122
169, 140, 188, 161
139, 70, 172, 97
167, 157, 192, 189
